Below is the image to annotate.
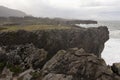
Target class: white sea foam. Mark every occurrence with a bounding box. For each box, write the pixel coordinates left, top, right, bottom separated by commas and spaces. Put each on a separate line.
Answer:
102, 38, 120, 65
78, 24, 99, 28
110, 30, 120, 38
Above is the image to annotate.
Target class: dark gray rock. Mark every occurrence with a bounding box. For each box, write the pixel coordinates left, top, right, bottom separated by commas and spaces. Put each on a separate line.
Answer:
41, 48, 120, 80
31, 49, 48, 69
42, 73, 73, 80
0, 26, 109, 58
112, 63, 120, 76
0, 26, 111, 80
0, 44, 47, 71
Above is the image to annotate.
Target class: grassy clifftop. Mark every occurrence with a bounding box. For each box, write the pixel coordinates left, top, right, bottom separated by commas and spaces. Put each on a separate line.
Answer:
0, 25, 71, 32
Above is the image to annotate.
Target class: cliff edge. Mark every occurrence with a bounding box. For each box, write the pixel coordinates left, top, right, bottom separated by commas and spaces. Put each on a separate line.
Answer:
0, 26, 119, 80
0, 26, 109, 58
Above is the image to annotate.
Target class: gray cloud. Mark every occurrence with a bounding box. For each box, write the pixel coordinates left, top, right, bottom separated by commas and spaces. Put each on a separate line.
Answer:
0, 0, 120, 20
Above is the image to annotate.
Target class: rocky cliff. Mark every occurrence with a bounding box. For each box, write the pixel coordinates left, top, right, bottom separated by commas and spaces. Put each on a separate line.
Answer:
41, 48, 120, 80
0, 47, 120, 80
0, 26, 117, 80
0, 26, 109, 58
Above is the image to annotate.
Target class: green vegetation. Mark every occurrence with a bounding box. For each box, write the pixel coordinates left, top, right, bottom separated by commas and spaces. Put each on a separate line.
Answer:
7, 64, 22, 75
31, 71, 42, 79
0, 16, 97, 32
0, 27, 7, 31
1, 25, 71, 32
0, 62, 5, 72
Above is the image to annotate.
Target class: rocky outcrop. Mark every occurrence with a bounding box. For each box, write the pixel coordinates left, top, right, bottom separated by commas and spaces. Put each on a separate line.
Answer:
0, 47, 120, 80
0, 26, 119, 80
112, 63, 120, 76
0, 67, 13, 80
0, 44, 47, 73
0, 26, 109, 58
41, 48, 120, 80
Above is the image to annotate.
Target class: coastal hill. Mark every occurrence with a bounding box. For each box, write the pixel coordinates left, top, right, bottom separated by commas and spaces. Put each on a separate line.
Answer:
0, 6, 97, 27
0, 6, 27, 17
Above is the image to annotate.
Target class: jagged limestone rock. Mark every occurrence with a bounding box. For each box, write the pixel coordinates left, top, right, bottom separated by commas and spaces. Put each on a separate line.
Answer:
0, 44, 48, 71
42, 48, 120, 80
0, 26, 109, 58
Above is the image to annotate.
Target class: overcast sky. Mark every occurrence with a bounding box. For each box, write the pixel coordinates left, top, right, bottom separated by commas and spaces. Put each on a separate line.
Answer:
0, 0, 120, 20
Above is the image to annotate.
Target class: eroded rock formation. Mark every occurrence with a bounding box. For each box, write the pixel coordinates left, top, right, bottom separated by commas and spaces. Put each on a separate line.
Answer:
0, 26, 109, 58
0, 26, 118, 80
41, 48, 120, 80
0, 44, 47, 73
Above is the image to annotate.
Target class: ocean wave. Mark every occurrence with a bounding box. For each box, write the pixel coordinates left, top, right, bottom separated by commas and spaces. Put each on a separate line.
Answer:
110, 30, 120, 38
78, 24, 100, 28
102, 38, 120, 65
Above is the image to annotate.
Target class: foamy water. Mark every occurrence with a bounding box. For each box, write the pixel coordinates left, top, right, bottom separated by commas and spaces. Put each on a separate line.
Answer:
79, 21, 120, 65
102, 38, 120, 65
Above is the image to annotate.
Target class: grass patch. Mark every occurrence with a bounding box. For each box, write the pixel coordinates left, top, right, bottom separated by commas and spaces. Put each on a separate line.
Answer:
30, 71, 42, 79
7, 64, 23, 75
0, 62, 6, 72
0, 27, 7, 31
1, 25, 71, 32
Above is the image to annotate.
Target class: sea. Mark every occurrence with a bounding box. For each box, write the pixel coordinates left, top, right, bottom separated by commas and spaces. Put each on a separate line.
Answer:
79, 21, 120, 65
